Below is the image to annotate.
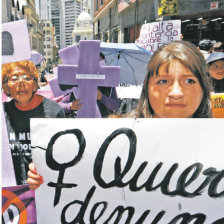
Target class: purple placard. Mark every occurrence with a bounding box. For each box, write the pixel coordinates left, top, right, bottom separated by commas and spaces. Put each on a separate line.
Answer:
59, 44, 79, 65
2, 20, 31, 64
2, 106, 16, 187
2, 185, 37, 224
57, 40, 120, 118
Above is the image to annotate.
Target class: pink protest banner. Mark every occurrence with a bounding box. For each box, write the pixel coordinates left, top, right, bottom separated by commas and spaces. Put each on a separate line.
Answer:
2, 185, 37, 224
135, 20, 181, 53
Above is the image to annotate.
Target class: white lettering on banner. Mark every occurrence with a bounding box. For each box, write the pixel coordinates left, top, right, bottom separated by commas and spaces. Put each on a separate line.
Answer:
135, 20, 181, 53
76, 74, 105, 79
10, 144, 15, 150
31, 119, 224, 224
9, 133, 16, 141
19, 133, 26, 140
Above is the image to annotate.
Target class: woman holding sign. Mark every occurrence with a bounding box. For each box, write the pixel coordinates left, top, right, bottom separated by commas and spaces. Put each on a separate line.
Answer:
2, 60, 65, 185
128, 40, 212, 118
27, 41, 213, 190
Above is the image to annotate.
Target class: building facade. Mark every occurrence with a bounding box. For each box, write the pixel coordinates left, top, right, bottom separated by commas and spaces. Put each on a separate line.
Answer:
92, 0, 224, 44
35, 0, 51, 20
72, 11, 93, 45
60, 0, 83, 48
22, 0, 44, 54
2, 0, 12, 23
42, 20, 58, 68
51, 0, 61, 49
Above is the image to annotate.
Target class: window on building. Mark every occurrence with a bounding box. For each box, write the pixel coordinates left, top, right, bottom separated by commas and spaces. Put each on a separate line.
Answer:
124, 28, 130, 43
96, 0, 98, 11
103, 32, 108, 42
101, 0, 103, 5
113, 29, 118, 43
98, 20, 100, 34
76, 35, 81, 43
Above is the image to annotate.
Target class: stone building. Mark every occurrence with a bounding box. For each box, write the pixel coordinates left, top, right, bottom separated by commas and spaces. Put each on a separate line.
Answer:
72, 11, 93, 45
42, 20, 58, 68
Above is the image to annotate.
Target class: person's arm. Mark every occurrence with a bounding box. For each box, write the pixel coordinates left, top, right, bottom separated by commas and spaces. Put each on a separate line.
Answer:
59, 93, 82, 114
27, 163, 43, 190
98, 88, 120, 111
58, 93, 72, 114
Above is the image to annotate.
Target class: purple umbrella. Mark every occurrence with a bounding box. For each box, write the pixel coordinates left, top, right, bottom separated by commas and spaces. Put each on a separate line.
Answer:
31, 50, 44, 65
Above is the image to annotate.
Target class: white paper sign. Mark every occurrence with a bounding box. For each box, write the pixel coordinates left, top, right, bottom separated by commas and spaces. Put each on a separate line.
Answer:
135, 20, 181, 53
31, 119, 224, 224
116, 84, 143, 99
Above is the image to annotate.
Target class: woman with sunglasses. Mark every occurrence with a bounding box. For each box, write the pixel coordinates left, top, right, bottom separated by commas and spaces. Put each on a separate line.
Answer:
2, 60, 65, 185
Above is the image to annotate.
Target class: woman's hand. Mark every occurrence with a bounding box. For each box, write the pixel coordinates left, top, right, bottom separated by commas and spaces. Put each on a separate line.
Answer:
27, 163, 44, 190
70, 99, 82, 110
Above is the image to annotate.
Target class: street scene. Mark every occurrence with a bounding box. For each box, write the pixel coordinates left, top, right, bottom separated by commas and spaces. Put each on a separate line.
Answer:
2, 0, 224, 223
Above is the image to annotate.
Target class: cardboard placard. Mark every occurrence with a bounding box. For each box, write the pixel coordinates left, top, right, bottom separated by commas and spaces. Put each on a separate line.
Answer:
211, 93, 224, 118
2, 20, 31, 64
135, 20, 181, 53
31, 119, 224, 223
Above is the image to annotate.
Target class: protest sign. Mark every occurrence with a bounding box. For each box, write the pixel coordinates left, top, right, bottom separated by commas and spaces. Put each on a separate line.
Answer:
116, 84, 142, 99
31, 118, 224, 224
135, 20, 181, 53
158, 0, 179, 16
211, 93, 224, 118
57, 40, 120, 118
2, 20, 31, 64
2, 185, 37, 224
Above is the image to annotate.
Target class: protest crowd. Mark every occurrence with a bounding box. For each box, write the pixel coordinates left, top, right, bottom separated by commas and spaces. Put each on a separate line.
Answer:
1, 18, 224, 223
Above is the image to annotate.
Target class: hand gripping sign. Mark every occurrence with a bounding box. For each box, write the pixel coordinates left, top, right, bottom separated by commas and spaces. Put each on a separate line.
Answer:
2, 20, 31, 64
56, 40, 120, 118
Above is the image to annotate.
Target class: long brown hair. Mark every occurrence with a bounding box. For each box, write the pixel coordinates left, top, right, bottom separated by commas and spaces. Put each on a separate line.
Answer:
132, 41, 212, 118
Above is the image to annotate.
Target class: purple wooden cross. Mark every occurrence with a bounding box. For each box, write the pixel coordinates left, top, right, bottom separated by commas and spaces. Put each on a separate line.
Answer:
57, 40, 120, 118
49, 45, 79, 99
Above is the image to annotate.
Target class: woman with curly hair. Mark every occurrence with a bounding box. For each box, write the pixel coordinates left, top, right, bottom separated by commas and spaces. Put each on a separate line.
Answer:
2, 60, 65, 185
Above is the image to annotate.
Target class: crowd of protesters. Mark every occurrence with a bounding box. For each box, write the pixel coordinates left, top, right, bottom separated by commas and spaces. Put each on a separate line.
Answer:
2, 38, 224, 189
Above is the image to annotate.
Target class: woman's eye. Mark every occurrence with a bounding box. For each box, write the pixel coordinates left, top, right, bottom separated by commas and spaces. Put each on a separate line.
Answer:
157, 79, 168, 85
10, 76, 18, 82
185, 79, 196, 84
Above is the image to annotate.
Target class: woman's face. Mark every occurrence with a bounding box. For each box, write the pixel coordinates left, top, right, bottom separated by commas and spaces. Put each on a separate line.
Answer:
208, 60, 224, 80
148, 60, 203, 118
5, 65, 37, 106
